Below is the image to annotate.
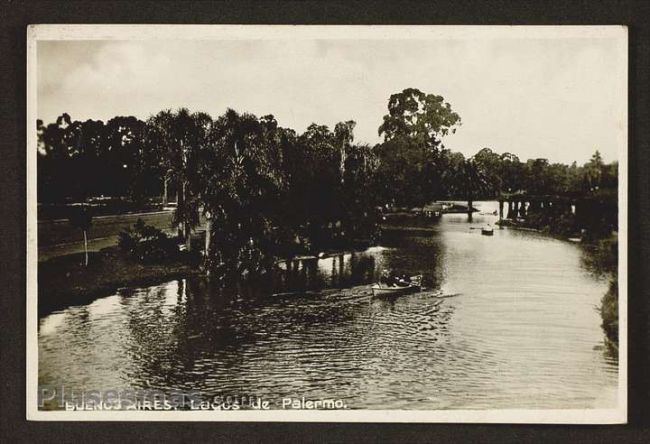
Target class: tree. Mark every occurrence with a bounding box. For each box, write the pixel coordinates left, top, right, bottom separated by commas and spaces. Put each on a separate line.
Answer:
600, 160, 618, 189
293, 123, 343, 234
446, 155, 489, 221
146, 110, 176, 205
38, 114, 150, 202
524, 158, 550, 195
498, 152, 523, 194
68, 119, 106, 200
374, 137, 429, 207
199, 109, 287, 273
103, 116, 148, 200
378, 88, 461, 146
38, 113, 76, 202
145, 109, 211, 250
68, 205, 93, 266
473, 147, 502, 196
341, 142, 380, 239
584, 150, 605, 190
376, 89, 462, 207
334, 120, 356, 183
545, 163, 571, 195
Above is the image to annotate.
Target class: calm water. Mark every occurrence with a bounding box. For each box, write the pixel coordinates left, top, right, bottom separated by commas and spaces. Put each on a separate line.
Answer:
38, 201, 618, 410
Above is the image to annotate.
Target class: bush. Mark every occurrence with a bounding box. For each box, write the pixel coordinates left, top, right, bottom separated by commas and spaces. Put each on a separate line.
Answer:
118, 218, 178, 263
524, 211, 578, 237
600, 277, 618, 344
582, 236, 618, 277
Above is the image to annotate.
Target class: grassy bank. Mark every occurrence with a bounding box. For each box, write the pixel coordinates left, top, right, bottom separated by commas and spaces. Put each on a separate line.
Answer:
600, 277, 618, 347
583, 236, 619, 346
38, 247, 201, 315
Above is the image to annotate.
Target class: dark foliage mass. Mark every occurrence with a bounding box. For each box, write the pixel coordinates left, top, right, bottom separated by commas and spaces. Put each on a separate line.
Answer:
39, 88, 620, 342
38, 88, 618, 273
118, 218, 179, 263
581, 235, 619, 344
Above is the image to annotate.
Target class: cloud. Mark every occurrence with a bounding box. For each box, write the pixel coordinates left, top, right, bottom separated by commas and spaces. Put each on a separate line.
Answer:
37, 36, 624, 164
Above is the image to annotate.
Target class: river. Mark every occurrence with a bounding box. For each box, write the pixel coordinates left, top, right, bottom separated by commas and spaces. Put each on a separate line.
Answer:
38, 201, 619, 410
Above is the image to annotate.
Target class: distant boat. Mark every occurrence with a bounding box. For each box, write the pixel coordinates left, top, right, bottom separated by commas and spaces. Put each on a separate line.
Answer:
372, 275, 422, 297
481, 226, 494, 236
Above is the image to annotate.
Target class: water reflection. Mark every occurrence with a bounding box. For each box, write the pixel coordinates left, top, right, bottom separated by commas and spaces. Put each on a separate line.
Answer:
39, 201, 618, 410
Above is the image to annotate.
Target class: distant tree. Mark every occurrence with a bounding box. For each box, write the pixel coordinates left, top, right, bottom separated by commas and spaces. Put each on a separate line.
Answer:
600, 161, 618, 189
38, 113, 75, 202
584, 150, 605, 190
447, 156, 489, 221
525, 158, 550, 195
378, 88, 461, 147
498, 152, 523, 194
38, 114, 149, 202
67, 119, 106, 200
473, 147, 503, 196
566, 161, 583, 194
103, 116, 148, 200
545, 163, 571, 195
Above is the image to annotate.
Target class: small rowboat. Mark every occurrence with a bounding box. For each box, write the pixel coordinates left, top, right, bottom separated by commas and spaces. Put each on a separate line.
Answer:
372, 275, 422, 297
481, 226, 494, 236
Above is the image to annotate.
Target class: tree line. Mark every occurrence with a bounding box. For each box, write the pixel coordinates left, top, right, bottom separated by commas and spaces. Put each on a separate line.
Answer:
38, 88, 618, 273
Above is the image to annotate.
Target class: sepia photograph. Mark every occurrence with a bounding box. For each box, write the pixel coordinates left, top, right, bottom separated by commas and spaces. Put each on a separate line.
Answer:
26, 25, 627, 422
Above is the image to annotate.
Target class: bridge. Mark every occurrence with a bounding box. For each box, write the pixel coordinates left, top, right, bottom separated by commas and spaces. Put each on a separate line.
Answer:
497, 191, 617, 235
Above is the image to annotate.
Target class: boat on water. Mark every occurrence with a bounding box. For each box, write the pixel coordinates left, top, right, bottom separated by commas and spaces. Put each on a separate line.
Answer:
372, 275, 423, 297
481, 225, 494, 236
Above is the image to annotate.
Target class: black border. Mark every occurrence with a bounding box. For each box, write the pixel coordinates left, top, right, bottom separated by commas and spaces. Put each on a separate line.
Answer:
2, 1, 649, 442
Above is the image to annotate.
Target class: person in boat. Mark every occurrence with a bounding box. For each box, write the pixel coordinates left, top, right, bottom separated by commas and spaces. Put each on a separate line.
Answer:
380, 270, 410, 287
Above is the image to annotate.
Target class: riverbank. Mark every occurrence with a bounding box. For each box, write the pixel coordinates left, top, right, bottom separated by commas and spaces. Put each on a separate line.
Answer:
38, 247, 202, 315
496, 219, 541, 232
38, 237, 379, 315
497, 218, 586, 241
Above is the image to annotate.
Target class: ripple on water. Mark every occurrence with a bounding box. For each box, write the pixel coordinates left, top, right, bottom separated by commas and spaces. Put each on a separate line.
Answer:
38, 203, 619, 410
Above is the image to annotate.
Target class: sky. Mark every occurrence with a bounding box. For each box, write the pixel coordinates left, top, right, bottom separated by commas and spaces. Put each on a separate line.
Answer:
37, 30, 625, 164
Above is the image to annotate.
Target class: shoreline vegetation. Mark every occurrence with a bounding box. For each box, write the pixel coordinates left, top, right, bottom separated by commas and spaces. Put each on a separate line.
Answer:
38, 234, 376, 316
37, 88, 618, 344
38, 247, 202, 315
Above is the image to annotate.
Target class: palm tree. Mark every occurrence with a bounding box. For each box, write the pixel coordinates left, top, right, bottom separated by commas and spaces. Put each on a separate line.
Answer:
146, 109, 210, 251
197, 109, 287, 274
146, 110, 175, 203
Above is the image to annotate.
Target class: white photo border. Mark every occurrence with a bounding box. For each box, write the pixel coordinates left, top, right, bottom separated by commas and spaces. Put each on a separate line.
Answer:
26, 24, 628, 423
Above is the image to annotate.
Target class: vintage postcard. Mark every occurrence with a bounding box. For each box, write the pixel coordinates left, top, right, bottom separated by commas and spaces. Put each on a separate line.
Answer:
26, 25, 627, 422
